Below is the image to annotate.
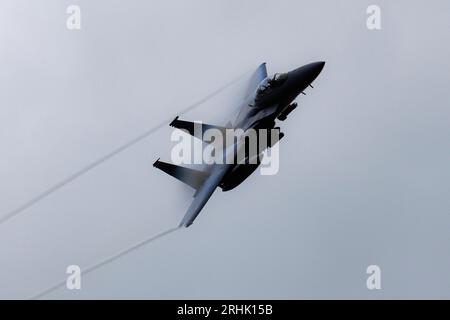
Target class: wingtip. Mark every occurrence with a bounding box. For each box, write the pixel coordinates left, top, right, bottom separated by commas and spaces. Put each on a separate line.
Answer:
170, 116, 179, 127
178, 222, 191, 228
153, 157, 161, 167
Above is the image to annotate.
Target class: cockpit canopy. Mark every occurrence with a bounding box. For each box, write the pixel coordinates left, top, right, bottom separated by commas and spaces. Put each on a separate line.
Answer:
269, 73, 288, 86
256, 73, 288, 95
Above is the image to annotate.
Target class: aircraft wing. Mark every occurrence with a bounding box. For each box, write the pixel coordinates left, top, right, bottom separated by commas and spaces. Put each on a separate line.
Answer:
178, 165, 231, 227
245, 63, 268, 98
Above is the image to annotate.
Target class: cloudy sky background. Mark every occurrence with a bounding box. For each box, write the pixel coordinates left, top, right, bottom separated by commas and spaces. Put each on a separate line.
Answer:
0, 0, 449, 298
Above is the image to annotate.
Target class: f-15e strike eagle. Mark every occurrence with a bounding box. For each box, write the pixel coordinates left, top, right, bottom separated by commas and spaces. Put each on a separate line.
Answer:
154, 61, 325, 227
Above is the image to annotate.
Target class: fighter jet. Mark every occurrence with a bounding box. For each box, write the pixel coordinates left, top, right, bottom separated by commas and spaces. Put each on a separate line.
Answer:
154, 61, 325, 227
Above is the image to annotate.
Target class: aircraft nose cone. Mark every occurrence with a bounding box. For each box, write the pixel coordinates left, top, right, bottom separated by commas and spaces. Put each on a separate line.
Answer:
288, 61, 325, 91
299, 61, 325, 81
311, 61, 325, 74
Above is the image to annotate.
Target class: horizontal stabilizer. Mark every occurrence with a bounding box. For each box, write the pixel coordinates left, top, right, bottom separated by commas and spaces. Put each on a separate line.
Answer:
153, 159, 209, 190
170, 117, 230, 141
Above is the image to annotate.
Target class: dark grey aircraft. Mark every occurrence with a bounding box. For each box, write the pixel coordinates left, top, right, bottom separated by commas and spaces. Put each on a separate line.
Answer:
154, 61, 325, 227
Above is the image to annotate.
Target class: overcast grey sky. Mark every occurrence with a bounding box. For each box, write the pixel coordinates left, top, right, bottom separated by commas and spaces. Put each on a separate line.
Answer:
0, 0, 449, 299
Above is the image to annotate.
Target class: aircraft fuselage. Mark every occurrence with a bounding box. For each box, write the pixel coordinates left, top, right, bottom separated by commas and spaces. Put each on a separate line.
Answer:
220, 61, 326, 191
